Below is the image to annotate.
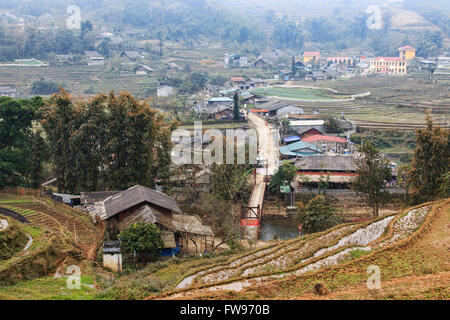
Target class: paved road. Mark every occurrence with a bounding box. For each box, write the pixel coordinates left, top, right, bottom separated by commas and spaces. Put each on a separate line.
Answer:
244, 113, 280, 240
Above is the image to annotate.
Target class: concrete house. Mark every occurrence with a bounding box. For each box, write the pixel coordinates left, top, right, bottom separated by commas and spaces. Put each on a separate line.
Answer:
224, 54, 249, 68
302, 134, 349, 154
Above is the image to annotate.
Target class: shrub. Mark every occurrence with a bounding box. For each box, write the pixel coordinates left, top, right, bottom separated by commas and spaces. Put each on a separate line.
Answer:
118, 223, 163, 260
292, 195, 340, 234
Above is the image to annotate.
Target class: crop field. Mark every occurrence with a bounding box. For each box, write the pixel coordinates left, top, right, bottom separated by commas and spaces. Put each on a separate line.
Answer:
251, 86, 349, 101
283, 77, 450, 126
0, 65, 159, 98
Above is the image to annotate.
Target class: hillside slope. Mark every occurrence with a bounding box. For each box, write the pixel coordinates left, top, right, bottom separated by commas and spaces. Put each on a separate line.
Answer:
155, 199, 449, 300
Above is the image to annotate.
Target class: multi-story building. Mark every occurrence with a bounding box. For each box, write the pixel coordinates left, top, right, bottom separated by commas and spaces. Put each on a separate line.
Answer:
369, 57, 407, 75
398, 45, 416, 60
303, 51, 320, 64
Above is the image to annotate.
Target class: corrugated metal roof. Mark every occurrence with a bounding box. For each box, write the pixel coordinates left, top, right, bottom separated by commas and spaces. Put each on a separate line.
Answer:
295, 155, 357, 172
102, 185, 181, 220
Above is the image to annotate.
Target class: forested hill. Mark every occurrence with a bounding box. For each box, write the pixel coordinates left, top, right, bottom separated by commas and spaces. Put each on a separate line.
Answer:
0, 0, 265, 44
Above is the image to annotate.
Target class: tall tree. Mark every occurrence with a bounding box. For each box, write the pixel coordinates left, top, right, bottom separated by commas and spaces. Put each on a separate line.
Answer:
408, 113, 449, 203
39, 90, 78, 193
352, 141, 392, 217
233, 92, 240, 121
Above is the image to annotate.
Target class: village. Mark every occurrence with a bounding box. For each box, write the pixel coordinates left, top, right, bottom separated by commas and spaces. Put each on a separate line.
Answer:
0, 0, 449, 302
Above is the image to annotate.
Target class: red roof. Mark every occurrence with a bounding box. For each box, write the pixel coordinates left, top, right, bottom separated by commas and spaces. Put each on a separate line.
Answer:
229, 77, 246, 82
250, 109, 268, 113
398, 45, 415, 51
304, 51, 320, 57
302, 134, 347, 143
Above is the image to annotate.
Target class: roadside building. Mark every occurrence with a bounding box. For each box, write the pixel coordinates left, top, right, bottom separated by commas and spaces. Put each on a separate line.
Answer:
297, 126, 325, 139
301, 134, 349, 154
289, 119, 325, 131
294, 155, 357, 189
279, 140, 322, 159
256, 100, 304, 118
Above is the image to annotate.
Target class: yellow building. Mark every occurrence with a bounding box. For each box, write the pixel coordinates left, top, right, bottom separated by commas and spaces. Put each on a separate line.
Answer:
303, 51, 320, 64
398, 45, 416, 60
369, 57, 407, 75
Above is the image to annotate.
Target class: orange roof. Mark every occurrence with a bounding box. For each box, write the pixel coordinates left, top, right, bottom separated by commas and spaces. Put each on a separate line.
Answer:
229, 77, 246, 82
398, 45, 415, 51
250, 109, 268, 113
302, 134, 347, 143
304, 51, 320, 57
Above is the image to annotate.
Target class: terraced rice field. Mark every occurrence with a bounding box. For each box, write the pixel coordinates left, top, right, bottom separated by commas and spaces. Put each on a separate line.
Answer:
160, 201, 445, 299
251, 86, 348, 101
0, 195, 102, 258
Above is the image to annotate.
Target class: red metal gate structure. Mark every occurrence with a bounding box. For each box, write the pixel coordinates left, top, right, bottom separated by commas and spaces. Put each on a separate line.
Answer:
241, 205, 262, 236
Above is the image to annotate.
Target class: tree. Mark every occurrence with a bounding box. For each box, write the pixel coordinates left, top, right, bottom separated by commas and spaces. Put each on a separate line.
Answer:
292, 195, 340, 234
352, 141, 392, 217
438, 171, 450, 199
30, 129, 46, 189
291, 56, 296, 77
31, 79, 60, 95
269, 162, 297, 195
0, 96, 41, 188
233, 92, 240, 121
408, 113, 449, 203
39, 90, 78, 193
118, 222, 163, 261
